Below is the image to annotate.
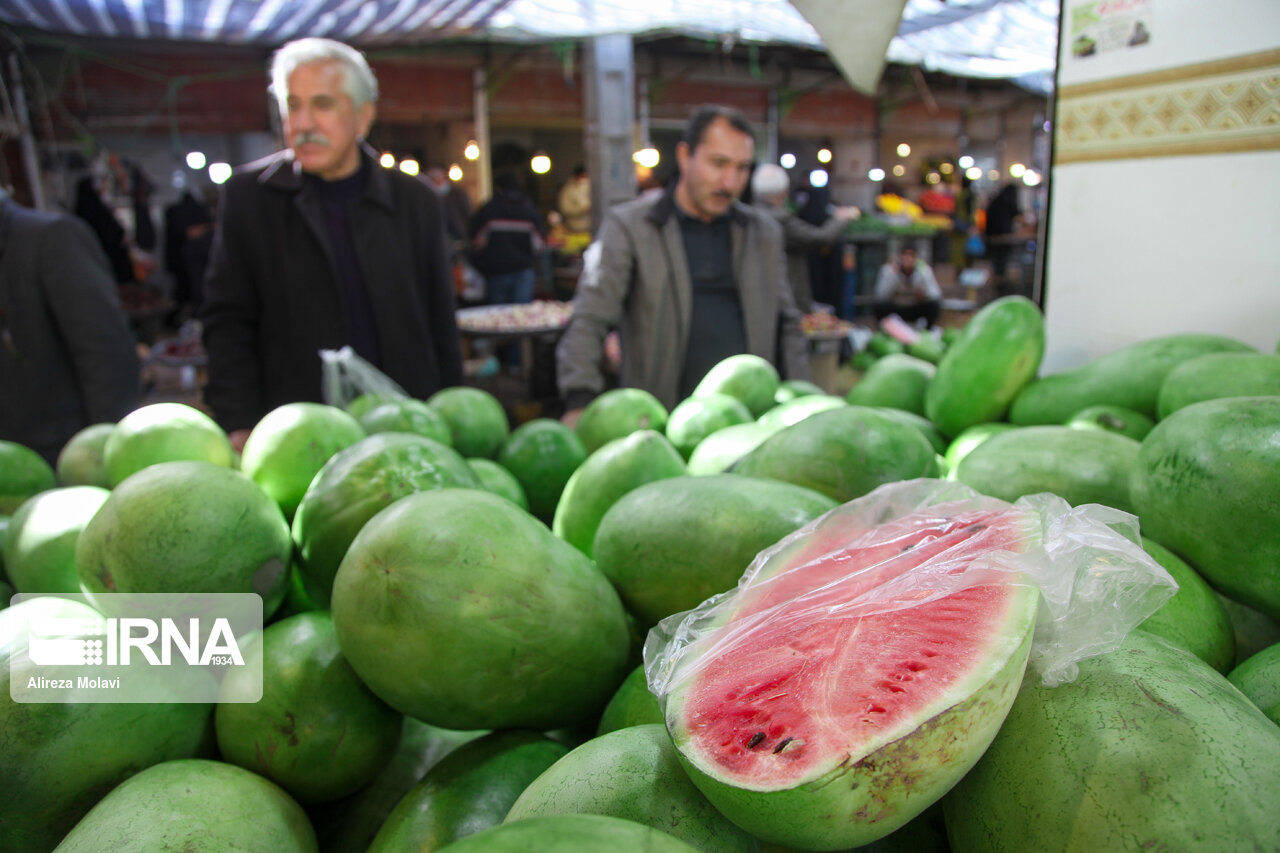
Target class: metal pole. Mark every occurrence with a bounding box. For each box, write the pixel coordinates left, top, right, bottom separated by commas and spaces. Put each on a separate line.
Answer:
473, 67, 491, 201
8, 53, 44, 211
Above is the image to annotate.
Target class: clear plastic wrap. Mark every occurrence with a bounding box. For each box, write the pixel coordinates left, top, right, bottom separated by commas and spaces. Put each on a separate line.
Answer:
319, 346, 408, 411
644, 479, 1178, 699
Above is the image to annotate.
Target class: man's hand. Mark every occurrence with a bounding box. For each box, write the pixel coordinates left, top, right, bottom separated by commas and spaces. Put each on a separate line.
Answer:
228, 428, 251, 453
560, 408, 584, 428
833, 206, 861, 223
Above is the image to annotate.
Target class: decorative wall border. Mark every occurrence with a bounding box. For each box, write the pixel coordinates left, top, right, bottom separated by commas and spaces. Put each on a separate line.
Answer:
1055, 48, 1280, 163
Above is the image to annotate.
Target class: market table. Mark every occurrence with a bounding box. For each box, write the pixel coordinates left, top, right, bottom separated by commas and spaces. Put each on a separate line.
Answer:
455, 302, 574, 404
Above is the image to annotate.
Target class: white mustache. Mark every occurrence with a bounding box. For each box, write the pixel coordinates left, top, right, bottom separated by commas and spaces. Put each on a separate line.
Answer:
293, 132, 330, 147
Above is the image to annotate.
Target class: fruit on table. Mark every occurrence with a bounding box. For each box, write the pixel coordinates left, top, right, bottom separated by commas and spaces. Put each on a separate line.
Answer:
505, 724, 758, 853
941, 422, 1019, 476
52, 759, 317, 853
684, 420, 783, 476
240, 402, 366, 521
924, 295, 1044, 438
665, 393, 753, 460
1130, 395, 1280, 619
436, 814, 701, 852
496, 418, 587, 524
692, 353, 781, 418
359, 398, 453, 446
331, 488, 630, 731
756, 394, 846, 430
215, 611, 403, 804
1009, 332, 1255, 425
2, 485, 109, 594
1137, 536, 1236, 673
425, 386, 510, 459
952, 424, 1142, 513
1155, 350, 1280, 419
944, 630, 1280, 852
366, 730, 568, 853
1228, 643, 1280, 726
465, 457, 528, 510
734, 405, 940, 503
0, 597, 213, 853
54, 423, 115, 488
1065, 403, 1155, 441
552, 429, 686, 558
845, 353, 936, 416
573, 387, 669, 455
76, 460, 292, 616
595, 664, 664, 737
661, 494, 1040, 849
102, 402, 234, 486
291, 432, 480, 608
0, 439, 56, 514
592, 474, 836, 628
307, 718, 487, 853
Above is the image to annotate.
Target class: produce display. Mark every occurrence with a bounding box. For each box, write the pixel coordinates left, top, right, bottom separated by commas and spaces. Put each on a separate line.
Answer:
455, 300, 574, 334
2, 300, 1279, 852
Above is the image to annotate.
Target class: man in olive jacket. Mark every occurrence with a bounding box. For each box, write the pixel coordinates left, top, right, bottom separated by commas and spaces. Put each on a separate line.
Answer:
202, 38, 462, 446
556, 105, 811, 417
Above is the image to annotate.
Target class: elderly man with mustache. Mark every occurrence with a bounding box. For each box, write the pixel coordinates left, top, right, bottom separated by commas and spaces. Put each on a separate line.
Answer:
201, 38, 462, 448
556, 104, 810, 422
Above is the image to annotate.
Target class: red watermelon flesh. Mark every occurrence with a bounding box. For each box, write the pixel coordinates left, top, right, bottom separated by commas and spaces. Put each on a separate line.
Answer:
666, 501, 1040, 791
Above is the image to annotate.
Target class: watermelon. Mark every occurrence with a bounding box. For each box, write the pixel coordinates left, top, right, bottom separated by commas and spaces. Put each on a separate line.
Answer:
650, 482, 1042, 850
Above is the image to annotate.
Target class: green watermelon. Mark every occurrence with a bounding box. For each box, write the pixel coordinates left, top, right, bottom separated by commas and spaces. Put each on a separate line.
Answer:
945, 630, 1280, 851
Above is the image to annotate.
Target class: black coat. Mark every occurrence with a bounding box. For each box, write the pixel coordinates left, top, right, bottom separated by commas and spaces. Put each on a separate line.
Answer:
0, 197, 141, 463
201, 147, 464, 432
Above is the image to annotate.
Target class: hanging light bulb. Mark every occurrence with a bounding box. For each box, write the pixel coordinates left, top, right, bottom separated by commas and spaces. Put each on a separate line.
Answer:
379, 152, 395, 169
868, 168, 886, 182
817, 147, 832, 164
780, 153, 796, 169
531, 153, 552, 174
448, 164, 463, 181
632, 148, 660, 169
1009, 162, 1027, 178
896, 143, 911, 158
399, 159, 420, 176
464, 140, 480, 161
958, 154, 975, 169
186, 151, 206, 170
809, 169, 829, 188
208, 162, 232, 185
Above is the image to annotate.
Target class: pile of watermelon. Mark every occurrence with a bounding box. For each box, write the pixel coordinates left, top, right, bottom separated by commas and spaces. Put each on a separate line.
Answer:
2, 296, 1279, 852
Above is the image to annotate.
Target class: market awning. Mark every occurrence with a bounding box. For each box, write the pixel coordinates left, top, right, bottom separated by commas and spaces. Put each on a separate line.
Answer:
0, 0, 1059, 92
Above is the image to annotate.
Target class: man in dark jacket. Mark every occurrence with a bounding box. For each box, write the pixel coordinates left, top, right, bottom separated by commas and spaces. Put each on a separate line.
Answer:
201, 37, 463, 448
469, 169, 546, 306
0, 189, 140, 464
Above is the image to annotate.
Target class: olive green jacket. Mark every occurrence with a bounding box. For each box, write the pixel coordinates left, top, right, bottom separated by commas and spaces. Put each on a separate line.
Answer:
556, 189, 810, 411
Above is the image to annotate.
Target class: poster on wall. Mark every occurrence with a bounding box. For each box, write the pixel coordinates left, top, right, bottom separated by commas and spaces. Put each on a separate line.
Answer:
1069, 0, 1152, 58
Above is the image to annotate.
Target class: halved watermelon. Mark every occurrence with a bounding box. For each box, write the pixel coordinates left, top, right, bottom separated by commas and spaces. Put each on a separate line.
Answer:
649, 482, 1041, 850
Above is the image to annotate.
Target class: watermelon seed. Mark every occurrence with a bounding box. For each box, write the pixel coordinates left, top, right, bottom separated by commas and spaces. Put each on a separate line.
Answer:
903, 661, 927, 672
747, 731, 766, 749
964, 523, 987, 533
772, 737, 794, 754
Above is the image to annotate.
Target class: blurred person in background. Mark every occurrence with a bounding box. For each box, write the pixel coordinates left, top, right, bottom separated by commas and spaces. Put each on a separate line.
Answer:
872, 245, 942, 329
0, 187, 140, 464
751, 162, 860, 313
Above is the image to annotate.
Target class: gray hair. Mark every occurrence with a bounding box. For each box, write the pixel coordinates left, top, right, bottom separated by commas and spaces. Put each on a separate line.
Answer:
751, 163, 791, 199
269, 38, 379, 112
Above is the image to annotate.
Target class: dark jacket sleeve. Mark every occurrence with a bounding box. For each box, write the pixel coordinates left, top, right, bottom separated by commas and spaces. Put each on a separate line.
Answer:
421, 192, 464, 389
40, 215, 141, 422
200, 179, 266, 432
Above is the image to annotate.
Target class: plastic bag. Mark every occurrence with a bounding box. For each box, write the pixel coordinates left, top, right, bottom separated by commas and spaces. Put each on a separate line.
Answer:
319, 346, 408, 412
644, 479, 1178, 702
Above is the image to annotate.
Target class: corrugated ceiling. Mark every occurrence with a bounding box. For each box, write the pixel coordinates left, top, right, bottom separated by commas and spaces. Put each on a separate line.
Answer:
0, 0, 1058, 91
